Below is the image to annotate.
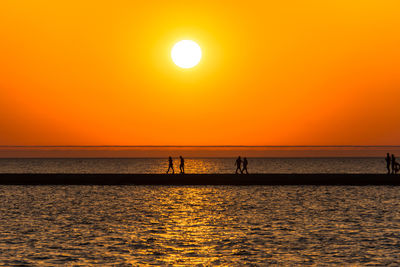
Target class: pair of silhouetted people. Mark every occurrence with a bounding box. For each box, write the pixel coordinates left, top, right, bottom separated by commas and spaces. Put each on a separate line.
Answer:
166, 156, 185, 174
385, 153, 399, 174
235, 156, 248, 174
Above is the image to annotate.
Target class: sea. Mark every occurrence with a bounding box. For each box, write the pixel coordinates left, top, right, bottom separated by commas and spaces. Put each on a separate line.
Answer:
0, 157, 399, 265
0, 185, 399, 265
0, 157, 388, 174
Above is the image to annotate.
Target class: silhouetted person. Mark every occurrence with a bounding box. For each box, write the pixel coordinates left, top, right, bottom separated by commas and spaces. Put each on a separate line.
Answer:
394, 162, 400, 174
235, 156, 242, 174
179, 156, 185, 174
167, 156, 174, 174
242, 157, 249, 174
385, 153, 391, 174
392, 154, 396, 174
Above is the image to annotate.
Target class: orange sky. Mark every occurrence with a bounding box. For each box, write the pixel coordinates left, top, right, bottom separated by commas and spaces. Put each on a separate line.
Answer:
0, 0, 399, 146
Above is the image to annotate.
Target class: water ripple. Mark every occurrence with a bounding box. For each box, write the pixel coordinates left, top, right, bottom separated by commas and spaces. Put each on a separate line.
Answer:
0, 185, 399, 265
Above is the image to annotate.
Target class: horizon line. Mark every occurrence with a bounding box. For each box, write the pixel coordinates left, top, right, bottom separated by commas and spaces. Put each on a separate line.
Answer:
1, 145, 400, 148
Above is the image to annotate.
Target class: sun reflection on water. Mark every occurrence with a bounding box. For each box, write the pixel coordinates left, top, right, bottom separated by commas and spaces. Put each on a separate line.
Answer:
0, 185, 400, 265
130, 187, 235, 265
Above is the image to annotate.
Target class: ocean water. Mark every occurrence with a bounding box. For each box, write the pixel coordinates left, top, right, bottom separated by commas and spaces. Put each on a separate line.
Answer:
0, 157, 387, 174
0, 185, 399, 265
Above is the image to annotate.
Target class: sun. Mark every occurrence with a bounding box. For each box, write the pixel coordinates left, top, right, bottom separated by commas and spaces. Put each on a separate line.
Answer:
171, 40, 202, 69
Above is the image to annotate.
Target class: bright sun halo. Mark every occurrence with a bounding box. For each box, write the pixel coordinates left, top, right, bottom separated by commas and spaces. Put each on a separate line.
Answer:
171, 40, 202, 69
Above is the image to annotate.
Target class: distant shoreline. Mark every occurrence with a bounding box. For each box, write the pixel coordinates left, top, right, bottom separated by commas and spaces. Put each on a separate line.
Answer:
0, 173, 398, 185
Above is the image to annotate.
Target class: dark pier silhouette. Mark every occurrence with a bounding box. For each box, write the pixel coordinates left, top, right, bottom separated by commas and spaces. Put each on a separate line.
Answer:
0, 173, 398, 185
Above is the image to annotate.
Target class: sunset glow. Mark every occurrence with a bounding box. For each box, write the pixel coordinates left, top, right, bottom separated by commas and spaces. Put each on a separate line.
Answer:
0, 1, 399, 146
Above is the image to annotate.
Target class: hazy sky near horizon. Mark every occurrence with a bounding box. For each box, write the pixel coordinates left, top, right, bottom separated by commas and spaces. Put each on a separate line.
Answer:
0, 1, 399, 146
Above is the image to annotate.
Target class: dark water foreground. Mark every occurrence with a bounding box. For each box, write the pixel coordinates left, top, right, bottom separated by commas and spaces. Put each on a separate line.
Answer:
0, 173, 398, 185
0, 185, 399, 265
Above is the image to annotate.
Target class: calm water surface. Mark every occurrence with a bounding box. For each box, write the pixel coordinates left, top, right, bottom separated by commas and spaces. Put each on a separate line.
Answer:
0, 185, 399, 265
0, 157, 386, 174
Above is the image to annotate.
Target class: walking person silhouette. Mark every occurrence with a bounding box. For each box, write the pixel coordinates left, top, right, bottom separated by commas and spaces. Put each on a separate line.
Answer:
167, 156, 174, 174
242, 157, 249, 174
385, 153, 391, 174
179, 156, 185, 174
235, 156, 242, 174
392, 154, 396, 174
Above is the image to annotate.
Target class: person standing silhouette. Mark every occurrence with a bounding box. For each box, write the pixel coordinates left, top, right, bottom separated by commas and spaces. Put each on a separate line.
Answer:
235, 156, 242, 174
385, 153, 391, 174
242, 157, 249, 174
167, 156, 174, 174
179, 156, 185, 174
392, 154, 397, 174
395, 162, 400, 174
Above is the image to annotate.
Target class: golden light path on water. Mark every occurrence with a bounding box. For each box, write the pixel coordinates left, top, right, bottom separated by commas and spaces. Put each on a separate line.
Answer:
147, 187, 224, 265
0, 185, 399, 265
